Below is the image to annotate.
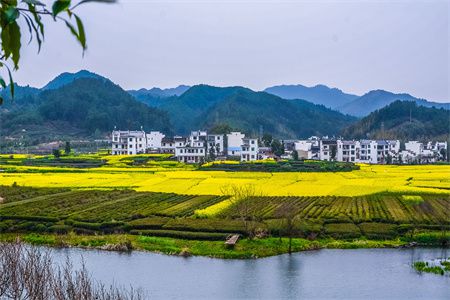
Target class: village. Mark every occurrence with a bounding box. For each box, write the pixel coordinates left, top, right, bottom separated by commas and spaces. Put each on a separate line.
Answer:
111, 129, 448, 164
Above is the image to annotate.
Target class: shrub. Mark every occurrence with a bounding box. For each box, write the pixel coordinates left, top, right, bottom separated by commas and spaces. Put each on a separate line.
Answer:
126, 217, 169, 230
130, 229, 229, 241
0, 215, 59, 223
359, 222, 397, 239
49, 225, 71, 234
324, 223, 361, 239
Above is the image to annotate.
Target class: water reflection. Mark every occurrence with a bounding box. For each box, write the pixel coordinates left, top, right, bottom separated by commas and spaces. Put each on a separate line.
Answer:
51, 248, 450, 300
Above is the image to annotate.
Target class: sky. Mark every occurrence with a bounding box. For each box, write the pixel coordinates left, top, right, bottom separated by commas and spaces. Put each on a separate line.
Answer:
16, 0, 449, 101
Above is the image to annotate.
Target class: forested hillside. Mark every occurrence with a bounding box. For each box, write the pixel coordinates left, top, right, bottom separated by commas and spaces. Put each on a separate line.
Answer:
341, 101, 450, 141
152, 85, 356, 138
0, 78, 172, 141
338, 90, 449, 117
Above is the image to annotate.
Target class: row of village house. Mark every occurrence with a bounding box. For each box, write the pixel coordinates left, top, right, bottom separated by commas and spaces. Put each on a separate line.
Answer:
111, 129, 448, 164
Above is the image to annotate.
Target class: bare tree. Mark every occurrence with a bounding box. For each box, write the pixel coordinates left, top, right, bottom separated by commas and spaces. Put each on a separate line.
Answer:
275, 200, 298, 254
221, 184, 263, 238
0, 240, 143, 300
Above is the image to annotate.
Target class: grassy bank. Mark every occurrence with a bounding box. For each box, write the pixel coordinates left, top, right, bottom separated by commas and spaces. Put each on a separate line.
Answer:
0, 233, 412, 259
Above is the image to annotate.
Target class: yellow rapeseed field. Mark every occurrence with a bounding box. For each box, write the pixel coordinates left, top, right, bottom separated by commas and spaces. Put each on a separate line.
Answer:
0, 163, 449, 197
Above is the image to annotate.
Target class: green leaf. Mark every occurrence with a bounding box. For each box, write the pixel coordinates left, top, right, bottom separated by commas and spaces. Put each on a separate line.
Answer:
52, 0, 71, 17
23, 13, 34, 44
63, 19, 79, 41
7, 66, 15, 99
28, 4, 44, 37
74, 14, 86, 49
4, 7, 20, 24
0, 77, 6, 89
1, 21, 21, 68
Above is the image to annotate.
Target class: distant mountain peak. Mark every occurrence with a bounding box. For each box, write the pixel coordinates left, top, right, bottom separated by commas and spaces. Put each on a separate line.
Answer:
264, 83, 359, 109
337, 89, 446, 117
42, 70, 107, 90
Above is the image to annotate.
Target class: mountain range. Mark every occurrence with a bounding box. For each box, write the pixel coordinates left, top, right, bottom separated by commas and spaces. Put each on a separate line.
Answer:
264, 84, 448, 116
1, 70, 448, 142
264, 84, 358, 109
0, 77, 172, 142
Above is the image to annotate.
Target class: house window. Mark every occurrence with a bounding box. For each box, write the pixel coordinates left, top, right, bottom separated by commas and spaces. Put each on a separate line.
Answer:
129, 138, 133, 142
251, 147, 255, 151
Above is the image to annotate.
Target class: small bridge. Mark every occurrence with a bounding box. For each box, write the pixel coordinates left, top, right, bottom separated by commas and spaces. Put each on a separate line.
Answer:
225, 234, 240, 247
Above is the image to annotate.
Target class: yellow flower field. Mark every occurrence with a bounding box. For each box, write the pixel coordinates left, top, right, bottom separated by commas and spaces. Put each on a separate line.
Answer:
0, 163, 449, 197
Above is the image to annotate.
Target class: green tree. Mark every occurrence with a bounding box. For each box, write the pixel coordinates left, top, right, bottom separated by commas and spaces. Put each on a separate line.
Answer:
0, 0, 115, 104
439, 148, 446, 161
271, 139, 284, 157
52, 148, 61, 158
386, 154, 392, 164
208, 146, 216, 162
64, 141, 71, 155
330, 145, 337, 161
261, 133, 273, 147
292, 150, 299, 161
210, 123, 233, 134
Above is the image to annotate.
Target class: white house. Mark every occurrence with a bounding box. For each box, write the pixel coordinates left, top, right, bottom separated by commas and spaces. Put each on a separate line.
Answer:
319, 140, 337, 161
146, 131, 165, 150
358, 140, 377, 164
226, 132, 245, 157
405, 141, 423, 156
295, 139, 320, 160
336, 140, 359, 162
175, 133, 206, 163
160, 137, 176, 154
111, 130, 147, 155
240, 138, 258, 161
207, 134, 225, 156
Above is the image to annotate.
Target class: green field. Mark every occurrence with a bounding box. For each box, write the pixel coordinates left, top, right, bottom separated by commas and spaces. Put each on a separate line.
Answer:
1, 186, 448, 244
1, 154, 449, 257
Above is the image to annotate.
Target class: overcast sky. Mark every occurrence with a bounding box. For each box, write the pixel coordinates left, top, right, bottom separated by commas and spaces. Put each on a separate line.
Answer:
16, 0, 449, 101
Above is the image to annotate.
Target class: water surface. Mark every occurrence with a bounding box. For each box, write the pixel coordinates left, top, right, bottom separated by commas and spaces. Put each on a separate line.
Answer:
53, 247, 450, 300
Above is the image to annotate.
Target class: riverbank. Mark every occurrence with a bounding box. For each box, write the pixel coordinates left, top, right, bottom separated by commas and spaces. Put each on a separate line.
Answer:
0, 233, 420, 259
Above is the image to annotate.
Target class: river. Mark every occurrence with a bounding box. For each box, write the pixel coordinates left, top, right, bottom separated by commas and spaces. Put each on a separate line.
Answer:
51, 247, 449, 300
